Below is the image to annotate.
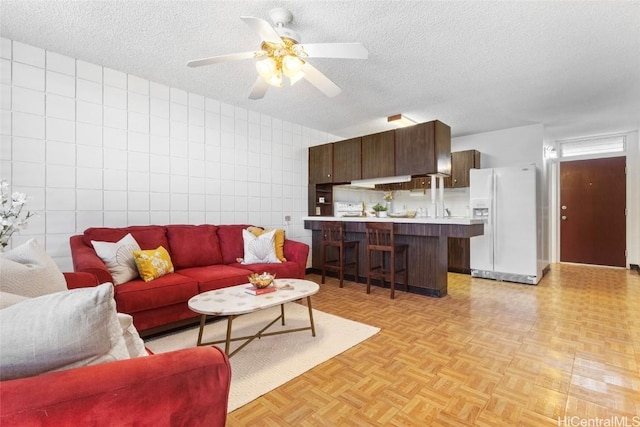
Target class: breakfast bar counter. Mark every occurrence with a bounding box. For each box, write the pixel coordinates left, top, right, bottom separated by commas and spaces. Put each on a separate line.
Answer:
303, 216, 484, 297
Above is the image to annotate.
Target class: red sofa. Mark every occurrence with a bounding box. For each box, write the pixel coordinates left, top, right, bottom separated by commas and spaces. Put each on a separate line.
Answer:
70, 224, 310, 334
1, 273, 232, 427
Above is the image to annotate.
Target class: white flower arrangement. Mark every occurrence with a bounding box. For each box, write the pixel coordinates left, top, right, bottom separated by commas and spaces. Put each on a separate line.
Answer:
0, 180, 35, 249
383, 191, 394, 202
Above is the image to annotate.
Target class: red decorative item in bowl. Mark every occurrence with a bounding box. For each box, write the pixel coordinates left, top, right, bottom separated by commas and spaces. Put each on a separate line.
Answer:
248, 272, 276, 288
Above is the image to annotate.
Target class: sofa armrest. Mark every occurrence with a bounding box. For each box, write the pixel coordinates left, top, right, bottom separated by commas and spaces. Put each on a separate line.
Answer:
63, 272, 100, 290
69, 235, 114, 284
0, 346, 231, 427
283, 239, 310, 278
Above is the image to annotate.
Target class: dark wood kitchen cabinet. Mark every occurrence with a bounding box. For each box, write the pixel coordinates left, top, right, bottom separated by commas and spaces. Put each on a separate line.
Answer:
444, 149, 481, 188
395, 120, 451, 176
308, 143, 333, 184
332, 137, 361, 183
408, 176, 433, 190
448, 237, 471, 274
309, 183, 333, 216
361, 130, 395, 179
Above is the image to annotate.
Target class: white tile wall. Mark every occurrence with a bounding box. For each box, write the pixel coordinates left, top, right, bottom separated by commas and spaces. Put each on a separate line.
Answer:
104, 68, 126, 89
77, 60, 102, 83
46, 52, 75, 76
2, 38, 321, 269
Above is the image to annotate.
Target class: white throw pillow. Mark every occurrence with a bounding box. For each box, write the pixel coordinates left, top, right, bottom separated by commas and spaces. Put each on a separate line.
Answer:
117, 313, 148, 358
91, 233, 141, 284
0, 238, 67, 297
0, 282, 130, 381
241, 228, 281, 264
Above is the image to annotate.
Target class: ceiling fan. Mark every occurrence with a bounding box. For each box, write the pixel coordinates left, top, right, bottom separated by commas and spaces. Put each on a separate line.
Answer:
186, 8, 369, 100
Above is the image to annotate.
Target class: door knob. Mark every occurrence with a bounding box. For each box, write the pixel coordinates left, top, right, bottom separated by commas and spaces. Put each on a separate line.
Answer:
561, 216, 567, 220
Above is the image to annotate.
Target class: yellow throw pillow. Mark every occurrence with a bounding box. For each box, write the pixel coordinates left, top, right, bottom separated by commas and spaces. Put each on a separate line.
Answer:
247, 226, 287, 262
133, 246, 174, 282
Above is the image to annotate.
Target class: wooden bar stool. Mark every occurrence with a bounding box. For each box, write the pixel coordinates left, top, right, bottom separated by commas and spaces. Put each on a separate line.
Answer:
365, 222, 408, 299
320, 221, 359, 288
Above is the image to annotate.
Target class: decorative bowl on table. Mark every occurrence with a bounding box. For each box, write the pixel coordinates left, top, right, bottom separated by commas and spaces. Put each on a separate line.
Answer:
388, 211, 407, 218
248, 272, 276, 288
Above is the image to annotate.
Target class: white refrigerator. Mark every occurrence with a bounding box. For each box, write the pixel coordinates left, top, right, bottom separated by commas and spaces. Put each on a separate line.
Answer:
469, 165, 542, 285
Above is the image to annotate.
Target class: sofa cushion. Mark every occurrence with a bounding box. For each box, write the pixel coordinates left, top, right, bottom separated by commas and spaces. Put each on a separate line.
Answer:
133, 246, 174, 282
83, 226, 169, 251
228, 261, 300, 280
166, 225, 223, 269
0, 282, 129, 381
0, 238, 67, 297
91, 233, 141, 285
217, 224, 253, 264
113, 273, 199, 314
177, 265, 254, 293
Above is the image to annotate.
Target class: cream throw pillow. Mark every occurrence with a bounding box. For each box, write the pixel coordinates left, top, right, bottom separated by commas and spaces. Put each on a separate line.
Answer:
0, 291, 29, 309
241, 229, 281, 264
0, 282, 130, 381
0, 238, 67, 297
92, 233, 141, 284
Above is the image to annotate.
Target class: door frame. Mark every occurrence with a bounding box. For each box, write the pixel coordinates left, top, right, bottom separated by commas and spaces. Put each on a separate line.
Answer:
549, 148, 632, 268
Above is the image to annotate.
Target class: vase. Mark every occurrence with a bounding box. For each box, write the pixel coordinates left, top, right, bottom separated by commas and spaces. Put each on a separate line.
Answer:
377, 211, 387, 218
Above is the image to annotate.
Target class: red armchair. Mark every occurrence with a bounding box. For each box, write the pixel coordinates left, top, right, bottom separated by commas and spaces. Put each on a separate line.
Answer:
0, 272, 231, 426
0, 346, 231, 426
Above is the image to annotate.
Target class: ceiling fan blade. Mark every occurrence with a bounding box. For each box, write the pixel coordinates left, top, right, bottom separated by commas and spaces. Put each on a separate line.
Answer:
300, 62, 342, 98
186, 51, 256, 68
295, 42, 369, 59
248, 76, 269, 100
240, 16, 283, 44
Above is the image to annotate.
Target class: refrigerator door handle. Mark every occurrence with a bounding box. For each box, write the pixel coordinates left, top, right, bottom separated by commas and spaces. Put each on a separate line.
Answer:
487, 172, 494, 267
492, 172, 497, 267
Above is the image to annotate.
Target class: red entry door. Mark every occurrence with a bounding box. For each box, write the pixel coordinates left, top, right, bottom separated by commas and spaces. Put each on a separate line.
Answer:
560, 156, 626, 267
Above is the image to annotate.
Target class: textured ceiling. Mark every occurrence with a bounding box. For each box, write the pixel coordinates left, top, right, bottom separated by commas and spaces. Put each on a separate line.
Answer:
1, 0, 639, 140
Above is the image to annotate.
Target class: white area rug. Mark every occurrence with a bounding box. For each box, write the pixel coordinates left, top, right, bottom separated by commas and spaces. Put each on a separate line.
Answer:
144, 302, 380, 412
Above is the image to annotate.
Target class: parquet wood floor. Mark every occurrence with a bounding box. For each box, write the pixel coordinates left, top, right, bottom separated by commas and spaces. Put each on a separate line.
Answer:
227, 264, 640, 426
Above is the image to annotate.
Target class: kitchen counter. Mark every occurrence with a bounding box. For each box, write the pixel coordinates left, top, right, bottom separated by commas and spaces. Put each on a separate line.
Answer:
304, 216, 485, 297
302, 216, 482, 225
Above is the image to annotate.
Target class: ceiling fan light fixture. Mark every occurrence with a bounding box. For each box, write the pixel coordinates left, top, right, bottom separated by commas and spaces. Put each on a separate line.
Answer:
256, 57, 284, 87
267, 70, 284, 87
256, 57, 277, 79
388, 114, 417, 128
288, 71, 305, 86
282, 55, 305, 85
282, 55, 303, 75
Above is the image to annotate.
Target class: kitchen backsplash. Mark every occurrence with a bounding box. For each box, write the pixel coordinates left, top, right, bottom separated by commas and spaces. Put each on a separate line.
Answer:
334, 186, 471, 218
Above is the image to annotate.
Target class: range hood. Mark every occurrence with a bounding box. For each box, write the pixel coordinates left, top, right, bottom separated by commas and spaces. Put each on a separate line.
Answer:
349, 175, 411, 188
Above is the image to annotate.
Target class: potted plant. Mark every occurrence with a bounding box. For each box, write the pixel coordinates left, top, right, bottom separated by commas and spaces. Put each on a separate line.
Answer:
372, 203, 388, 217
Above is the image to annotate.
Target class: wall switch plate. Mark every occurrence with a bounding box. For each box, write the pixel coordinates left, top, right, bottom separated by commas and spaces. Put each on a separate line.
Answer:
284, 215, 291, 222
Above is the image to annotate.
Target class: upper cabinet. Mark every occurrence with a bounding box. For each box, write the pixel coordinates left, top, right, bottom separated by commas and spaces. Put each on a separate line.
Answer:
361, 131, 395, 179
444, 149, 481, 188
309, 119, 452, 186
332, 137, 362, 183
395, 120, 451, 177
308, 143, 333, 184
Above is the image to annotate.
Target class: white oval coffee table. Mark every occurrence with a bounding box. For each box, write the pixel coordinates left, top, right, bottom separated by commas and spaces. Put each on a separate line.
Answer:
188, 278, 319, 357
